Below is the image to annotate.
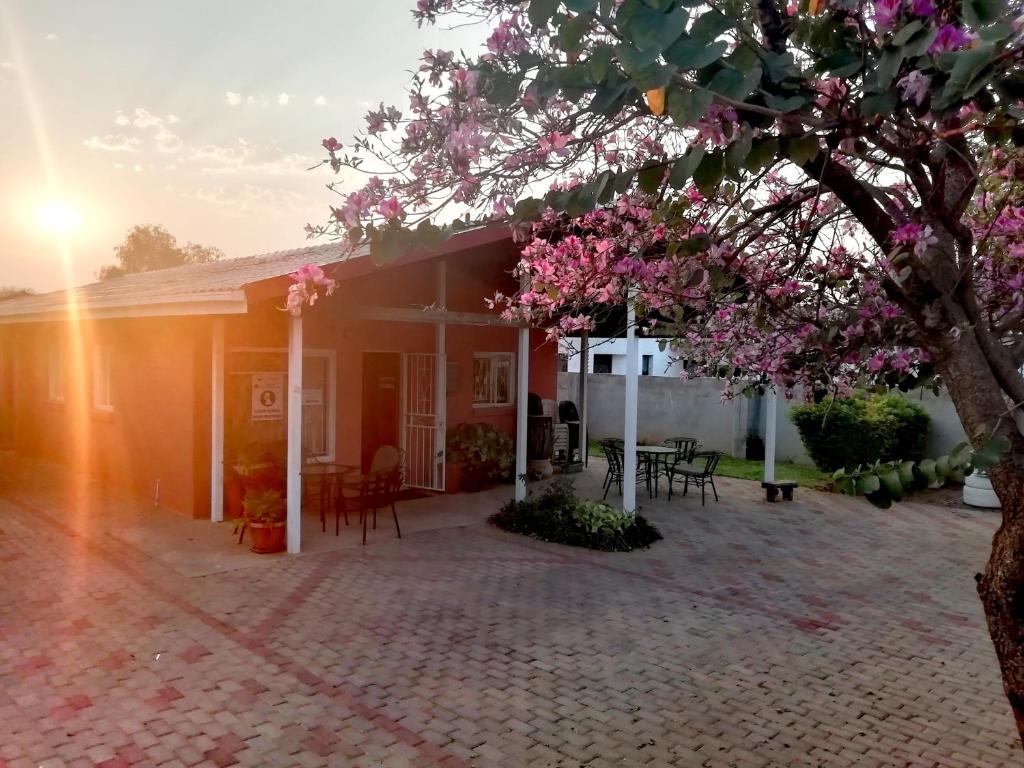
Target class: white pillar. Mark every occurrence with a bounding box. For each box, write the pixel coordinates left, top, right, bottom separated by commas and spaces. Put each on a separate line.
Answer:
286, 314, 303, 554
210, 318, 225, 522
514, 326, 530, 501
435, 260, 447, 491
623, 289, 639, 514
763, 386, 778, 484
578, 330, 589, 468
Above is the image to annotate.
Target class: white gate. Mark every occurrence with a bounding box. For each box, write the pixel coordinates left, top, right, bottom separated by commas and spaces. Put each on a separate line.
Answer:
403, 353, 444, 490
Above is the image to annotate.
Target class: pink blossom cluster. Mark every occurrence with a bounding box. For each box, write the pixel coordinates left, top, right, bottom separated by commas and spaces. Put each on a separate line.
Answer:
284, 264, 337, 317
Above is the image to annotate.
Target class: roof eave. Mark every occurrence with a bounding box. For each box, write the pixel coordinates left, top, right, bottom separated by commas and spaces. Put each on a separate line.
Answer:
0, 290, 249, 325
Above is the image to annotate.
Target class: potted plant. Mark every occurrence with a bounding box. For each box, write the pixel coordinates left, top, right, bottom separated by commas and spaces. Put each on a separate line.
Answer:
243, 489, 287, 554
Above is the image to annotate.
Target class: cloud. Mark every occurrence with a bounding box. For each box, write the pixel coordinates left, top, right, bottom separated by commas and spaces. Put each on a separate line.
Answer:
195, 183, 317, 219
277, 92, 290, 106
44, 32, 58, 41
189, 139, 317, 176
83, 134, 143, 152
313, 95, 327, 107
154, 127, 183, 154
0, 61, 14, 70
114, 111, 130, 126
225, 91, 242, 106
131, 107, 164, 128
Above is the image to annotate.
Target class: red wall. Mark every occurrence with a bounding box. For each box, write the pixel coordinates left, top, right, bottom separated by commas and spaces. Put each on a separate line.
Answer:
2, 242, 559, 518
6, 316, 206, 517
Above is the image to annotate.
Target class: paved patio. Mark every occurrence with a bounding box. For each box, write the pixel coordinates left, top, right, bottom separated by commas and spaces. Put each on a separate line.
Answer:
0, 456, 1019, 767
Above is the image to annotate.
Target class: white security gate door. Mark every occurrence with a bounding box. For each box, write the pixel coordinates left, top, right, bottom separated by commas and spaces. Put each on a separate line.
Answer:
403, 353, 444, 490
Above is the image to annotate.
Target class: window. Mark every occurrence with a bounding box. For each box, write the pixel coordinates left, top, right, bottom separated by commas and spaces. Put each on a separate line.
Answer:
558, 353, 569, 373
47, 346, 63, 402
93, 346, 114, 411
473, 352, 514, 407
593, 354, 613, 374
642, 354, 653, 376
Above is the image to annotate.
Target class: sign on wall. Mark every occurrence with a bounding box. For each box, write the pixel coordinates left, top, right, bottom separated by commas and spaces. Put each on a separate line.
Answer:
251, 373, 284, 421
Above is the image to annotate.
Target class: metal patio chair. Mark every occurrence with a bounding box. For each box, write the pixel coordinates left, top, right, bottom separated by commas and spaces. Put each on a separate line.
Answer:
598, 438, 648, 500
666, 450, 723, 505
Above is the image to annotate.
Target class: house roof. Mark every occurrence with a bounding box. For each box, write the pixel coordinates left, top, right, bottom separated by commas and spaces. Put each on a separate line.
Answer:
0, 225, 509, 324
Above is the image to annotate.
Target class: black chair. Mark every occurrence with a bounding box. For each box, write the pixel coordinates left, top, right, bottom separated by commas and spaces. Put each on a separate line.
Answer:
663, 436, 700, 463
338, 468, 403, 544
599, 439, 647, 500
667, 451, 723, 505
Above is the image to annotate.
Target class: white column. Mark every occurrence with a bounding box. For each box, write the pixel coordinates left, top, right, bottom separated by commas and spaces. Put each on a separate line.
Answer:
435, 261, 447, 490
578, 330, 589, 468
514, 326, 530, 501
210, 318, 225, 522
286, 314, 303, 554
623, 288, 639, 514
763, 386, 778, 484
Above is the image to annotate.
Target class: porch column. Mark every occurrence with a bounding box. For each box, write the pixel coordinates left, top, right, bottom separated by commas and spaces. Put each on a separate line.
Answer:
514, 326, 529, 501
435, 261, 447, 490
763, 386, 778, 484
578, 330, 589, 468
623, 287, 639, 514
286, 314, 303, 554
210, 318, 225, 522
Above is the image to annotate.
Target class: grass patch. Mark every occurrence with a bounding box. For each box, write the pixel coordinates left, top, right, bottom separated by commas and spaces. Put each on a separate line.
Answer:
490, 477, 662, 552
587, 440, 830, 488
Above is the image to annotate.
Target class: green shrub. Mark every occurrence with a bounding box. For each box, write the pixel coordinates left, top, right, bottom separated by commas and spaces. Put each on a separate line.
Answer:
446, 422, 514, 490
789, 394, 930, 472
490, 478, 662, 552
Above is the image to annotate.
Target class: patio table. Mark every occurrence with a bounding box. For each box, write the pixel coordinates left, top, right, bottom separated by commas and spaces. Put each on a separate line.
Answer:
636, 445, 678, 499
301, 463, 357, 530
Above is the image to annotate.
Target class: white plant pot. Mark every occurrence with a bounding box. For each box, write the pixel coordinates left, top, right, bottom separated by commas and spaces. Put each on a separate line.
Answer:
963, 471, 1000, 509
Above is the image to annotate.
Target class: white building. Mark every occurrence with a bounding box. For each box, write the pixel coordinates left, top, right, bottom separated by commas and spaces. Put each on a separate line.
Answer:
559, 337, 687, 377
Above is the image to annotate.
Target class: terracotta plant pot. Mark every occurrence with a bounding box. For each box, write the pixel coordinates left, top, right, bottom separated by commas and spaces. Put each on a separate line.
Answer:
445, 462, 463, 494
248, 521, 286, 554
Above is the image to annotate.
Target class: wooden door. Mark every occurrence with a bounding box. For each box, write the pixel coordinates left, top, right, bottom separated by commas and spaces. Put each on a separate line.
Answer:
361, 352, 402, 471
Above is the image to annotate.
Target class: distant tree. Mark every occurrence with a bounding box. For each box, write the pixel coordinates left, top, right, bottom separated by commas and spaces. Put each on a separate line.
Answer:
0, 286, 33, 301
99, 225, 223, 280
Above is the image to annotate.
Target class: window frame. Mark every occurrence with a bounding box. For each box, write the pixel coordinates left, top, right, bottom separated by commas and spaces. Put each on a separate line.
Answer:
47, 346, 64, 403
92, 345, 114, 412
472, 352, 515, 408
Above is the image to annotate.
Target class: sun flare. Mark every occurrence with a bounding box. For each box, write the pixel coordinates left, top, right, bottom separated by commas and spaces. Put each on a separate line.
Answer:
37, 198, 82, 235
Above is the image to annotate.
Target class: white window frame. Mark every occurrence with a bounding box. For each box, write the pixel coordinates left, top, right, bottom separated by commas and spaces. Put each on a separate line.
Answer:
226, 346, 337, 462
47, 346, 63, 403
93, 345, 114, 412
472, 352, 515, 408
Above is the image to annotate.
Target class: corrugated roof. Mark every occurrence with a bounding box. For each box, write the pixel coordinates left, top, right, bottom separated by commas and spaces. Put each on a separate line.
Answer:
0, 241, 363, 323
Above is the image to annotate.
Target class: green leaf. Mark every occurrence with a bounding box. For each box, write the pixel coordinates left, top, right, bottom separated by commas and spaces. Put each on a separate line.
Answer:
744, 136, 778, 171
631, 63, 677, 90
666, 86, 713, 126
615, 43, 662, 75
972, 435, 1011, 470
817, 49, 861, 78
588, 45, 616, 82
637, 162, 665, 193
591, 82, 631, 116
692, 151, 725, 195
689, 10, 733, 43
935, 45, 995, 110
963, 0, 1004, 27
879, 469, 903, 501
564, 0, 599, 10
663, 38, 728, 71
559, 14, 592, 53
764, 93, 811, 112
725, 126, 753, 171
782, 135, 819, 166
891, 19, 923, 46
856, 473, 881, 495
917, 458, 939, 487
860, 90, 898, 117
668, 146, 706, 188
949, 442, 973, 467
528, 0, 560, 27
897, 461, 916, 487
619, 0, 688, 52
875, 47, 905, 90
706, 67, 762, 101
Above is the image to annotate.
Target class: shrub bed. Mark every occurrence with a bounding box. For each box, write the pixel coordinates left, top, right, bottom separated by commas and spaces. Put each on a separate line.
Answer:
490, 478, 662, 552
789, 393, 930, 472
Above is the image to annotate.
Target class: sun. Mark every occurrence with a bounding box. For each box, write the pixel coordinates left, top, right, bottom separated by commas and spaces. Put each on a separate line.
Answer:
37, 199, 82, 236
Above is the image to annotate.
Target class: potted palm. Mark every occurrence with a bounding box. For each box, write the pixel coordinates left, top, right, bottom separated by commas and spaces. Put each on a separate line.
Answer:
243, 489, 287, 553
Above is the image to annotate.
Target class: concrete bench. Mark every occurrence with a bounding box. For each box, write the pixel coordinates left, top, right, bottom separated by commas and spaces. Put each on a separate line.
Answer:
761, 481, 797, 502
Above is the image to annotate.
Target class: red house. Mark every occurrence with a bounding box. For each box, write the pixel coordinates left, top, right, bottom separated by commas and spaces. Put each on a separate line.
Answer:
0, 226, 558, 552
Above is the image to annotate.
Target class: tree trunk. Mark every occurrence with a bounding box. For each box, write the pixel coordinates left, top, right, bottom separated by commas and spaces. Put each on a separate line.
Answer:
938, 333, 1024, 746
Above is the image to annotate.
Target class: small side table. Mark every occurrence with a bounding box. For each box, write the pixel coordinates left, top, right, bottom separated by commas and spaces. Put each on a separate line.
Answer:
762, 481, 797, 502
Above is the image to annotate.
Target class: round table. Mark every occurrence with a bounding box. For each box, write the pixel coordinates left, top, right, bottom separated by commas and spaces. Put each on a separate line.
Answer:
636, 445, 679, 498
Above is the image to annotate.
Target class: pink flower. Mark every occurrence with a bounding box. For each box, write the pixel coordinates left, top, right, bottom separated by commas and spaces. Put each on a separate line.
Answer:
909, 0, 935, 16
377, 197, 405, 220
867, 352, 887, 372
292, 264, 327, 284
897, 70, 931, 106
873, 0, 902, 29
539, 131, 570, 154
929, 24, 972, 53
321, 137, 342, 152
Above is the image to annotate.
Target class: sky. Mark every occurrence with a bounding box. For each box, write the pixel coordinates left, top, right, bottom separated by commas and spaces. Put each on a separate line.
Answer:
0, 0, 482, 292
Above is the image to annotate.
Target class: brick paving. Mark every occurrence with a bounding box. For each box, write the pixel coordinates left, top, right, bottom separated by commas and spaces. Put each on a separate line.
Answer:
0, 460, 1020, 767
